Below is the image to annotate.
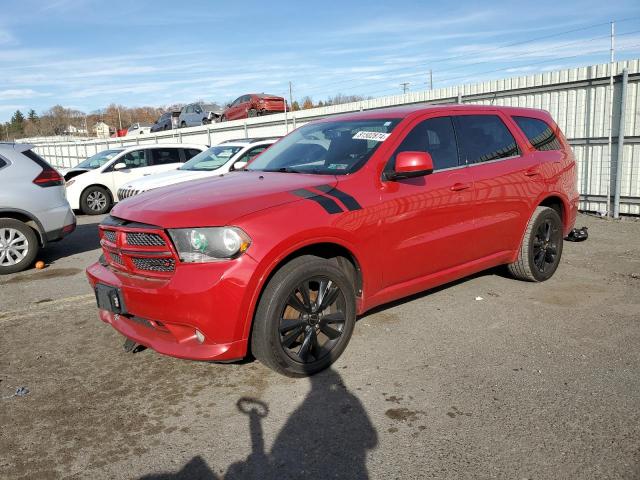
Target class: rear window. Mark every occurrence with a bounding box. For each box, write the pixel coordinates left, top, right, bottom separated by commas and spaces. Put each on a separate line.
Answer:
453, 115, 519, 164
513, 116, 562, 151
22, 149, 54, 169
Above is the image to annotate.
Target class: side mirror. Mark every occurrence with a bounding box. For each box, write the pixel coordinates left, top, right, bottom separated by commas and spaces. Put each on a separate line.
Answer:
113, 162, 127, 171
226, 104, 231, 108
232, 161, 248, 170
385, 151, 434, 181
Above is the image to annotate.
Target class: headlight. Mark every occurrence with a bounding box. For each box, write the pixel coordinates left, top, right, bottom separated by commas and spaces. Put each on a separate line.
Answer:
168, 227, 251, 262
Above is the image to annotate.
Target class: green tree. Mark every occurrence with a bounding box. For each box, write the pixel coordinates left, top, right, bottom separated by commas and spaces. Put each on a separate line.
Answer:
9, 110, 25, 137
27, 109, 38, 122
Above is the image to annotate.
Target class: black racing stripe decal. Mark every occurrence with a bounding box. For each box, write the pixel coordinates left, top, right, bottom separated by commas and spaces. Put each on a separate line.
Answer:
291, 189, 344, 214
315, 184, 362, 211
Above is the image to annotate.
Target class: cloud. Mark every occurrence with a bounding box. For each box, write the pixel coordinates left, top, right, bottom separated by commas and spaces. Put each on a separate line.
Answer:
0, 28, 15, 45
0, 88, 50, 100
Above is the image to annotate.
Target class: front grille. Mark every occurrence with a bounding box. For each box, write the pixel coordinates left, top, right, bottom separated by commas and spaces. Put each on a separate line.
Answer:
108, 252, 123, 265
117, 188, 141, 201
126, 232, 165, 247
103, 230, 116, 243
132, 257, 175, 272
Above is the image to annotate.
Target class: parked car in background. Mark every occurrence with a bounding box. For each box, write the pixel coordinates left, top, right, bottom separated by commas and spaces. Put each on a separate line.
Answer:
64, 144, 207, 215
87, 105, 578, 376
126, 123, 153, 136
221, 94, 286, 121
0, 143, 76, 274
117, 138, 277, 200
150, 112, 174, 132
178, 103, 223, 127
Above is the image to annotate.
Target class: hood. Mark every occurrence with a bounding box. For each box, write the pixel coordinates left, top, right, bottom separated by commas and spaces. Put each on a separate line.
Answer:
112, 171, 337, 228
122, 168, 210, 191
63, 168, 91, 181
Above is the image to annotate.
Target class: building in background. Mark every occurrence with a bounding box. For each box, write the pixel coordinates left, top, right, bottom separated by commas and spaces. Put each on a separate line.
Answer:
94, 122, 110, 138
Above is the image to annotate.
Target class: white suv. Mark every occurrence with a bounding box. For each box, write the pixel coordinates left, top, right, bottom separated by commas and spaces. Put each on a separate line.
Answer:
117, 138, 277, 201
64, 143, 207, 215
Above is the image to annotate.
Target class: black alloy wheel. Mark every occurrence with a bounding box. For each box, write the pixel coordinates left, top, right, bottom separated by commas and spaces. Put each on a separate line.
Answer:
251, 255, 356, 376
279, 277, 347, 364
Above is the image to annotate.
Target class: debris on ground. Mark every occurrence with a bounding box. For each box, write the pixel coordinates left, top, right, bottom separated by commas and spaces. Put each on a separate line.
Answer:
3, 386, 29, 399
566, 226, 588, 242
475, 296, 484, 301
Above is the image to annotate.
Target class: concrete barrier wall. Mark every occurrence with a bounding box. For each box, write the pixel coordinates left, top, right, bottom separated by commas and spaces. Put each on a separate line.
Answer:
21, 59, 640, 214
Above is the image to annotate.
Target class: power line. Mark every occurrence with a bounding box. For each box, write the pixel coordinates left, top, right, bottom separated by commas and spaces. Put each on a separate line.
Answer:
304, 28, 640, 99
295, 16, 640, 97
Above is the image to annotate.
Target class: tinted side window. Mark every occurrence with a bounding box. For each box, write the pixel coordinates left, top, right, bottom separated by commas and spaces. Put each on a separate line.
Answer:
184, 149, 202, 160
389, 116, 459, 171
151, 148, 182, 165
0, 157, 7, 169
120, 150, 148, 169
513, 116, 562, 151
453, 115, 519, 164
238, 146, 268, 164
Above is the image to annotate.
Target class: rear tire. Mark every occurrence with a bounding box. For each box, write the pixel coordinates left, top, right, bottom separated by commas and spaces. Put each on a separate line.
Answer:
180, 121, 187, 128
251, 255, 356, 377
220, 115, 227, 122
80, 186, 111, 215
0, 218, 39, 275
508, 206, 563, 282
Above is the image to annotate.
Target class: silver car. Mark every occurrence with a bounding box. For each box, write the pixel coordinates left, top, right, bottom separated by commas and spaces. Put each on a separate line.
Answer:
0, 143, 76, 274
178, 103, 223, 127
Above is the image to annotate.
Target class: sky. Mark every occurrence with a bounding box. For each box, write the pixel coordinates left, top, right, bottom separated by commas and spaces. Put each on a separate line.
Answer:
1, 0, 640, 122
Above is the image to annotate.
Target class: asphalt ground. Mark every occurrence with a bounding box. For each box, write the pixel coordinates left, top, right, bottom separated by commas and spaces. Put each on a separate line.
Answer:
0, 213, 639, 479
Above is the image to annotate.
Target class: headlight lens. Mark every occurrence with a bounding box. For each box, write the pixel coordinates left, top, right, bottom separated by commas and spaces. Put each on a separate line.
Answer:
168, 227, 251, 262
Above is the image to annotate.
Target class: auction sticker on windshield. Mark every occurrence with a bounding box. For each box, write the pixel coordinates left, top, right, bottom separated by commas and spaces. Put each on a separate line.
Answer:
352, 131, 390, 142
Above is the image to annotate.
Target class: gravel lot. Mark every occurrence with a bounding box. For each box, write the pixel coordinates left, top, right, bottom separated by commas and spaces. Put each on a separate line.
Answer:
0, 213, 639, 479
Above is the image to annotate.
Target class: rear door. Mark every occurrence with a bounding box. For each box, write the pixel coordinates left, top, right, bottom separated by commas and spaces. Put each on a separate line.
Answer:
454, 113, 545, 258
380, 114, 476, 288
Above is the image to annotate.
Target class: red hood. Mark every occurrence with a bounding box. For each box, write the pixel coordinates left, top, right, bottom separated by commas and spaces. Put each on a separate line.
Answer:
111, 171, 337, 228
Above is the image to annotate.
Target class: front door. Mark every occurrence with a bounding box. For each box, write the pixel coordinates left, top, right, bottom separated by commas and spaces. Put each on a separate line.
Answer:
380, 115, 476, 288
105, 149, 156, 198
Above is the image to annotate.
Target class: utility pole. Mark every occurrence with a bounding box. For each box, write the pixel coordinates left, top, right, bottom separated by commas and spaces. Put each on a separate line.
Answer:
400, 82, 410, 94
117, 106, 123, 130
429, 70, 433, 90
288, 81, 293, 110
606, 20, 615, 217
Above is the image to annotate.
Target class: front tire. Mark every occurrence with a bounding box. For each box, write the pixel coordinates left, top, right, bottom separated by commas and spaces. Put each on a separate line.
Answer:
80, 186, 111, 215
248, 108, 258, 118
251, 255, 356, 377
508, 206, 563, 282
0, 218, 39, 274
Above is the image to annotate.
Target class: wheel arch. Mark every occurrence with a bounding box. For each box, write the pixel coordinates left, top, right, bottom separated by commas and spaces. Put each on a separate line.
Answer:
538, 193, 571, 233
0, 208, 46, 246
241, 239, 365, 349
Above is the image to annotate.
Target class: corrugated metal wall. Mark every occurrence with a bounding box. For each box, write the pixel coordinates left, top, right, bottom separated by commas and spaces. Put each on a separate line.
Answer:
24, 59, 640, 214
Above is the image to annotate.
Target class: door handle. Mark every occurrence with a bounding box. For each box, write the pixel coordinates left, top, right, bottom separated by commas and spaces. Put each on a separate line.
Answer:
450, 182, 471, 191
524, 167, 540, 177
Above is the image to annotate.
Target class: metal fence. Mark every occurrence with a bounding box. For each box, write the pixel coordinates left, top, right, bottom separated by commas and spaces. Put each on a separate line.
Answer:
21, 59, 640, 215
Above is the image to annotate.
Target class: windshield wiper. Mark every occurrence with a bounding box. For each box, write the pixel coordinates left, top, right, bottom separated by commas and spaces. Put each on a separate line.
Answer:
262, 167, 304, 173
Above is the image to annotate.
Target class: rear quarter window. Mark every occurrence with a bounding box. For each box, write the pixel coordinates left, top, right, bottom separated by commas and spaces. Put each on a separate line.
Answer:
0, 157, 7, 169
513, 116, 562, 151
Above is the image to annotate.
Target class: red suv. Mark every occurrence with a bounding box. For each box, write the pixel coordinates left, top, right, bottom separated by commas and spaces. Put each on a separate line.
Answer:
221, 93, 286, 121
87, 105, 578, 376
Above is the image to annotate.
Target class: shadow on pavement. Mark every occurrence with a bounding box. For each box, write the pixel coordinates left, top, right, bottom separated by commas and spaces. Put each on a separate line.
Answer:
40, 220, 101, 264
138, 368, 377, 480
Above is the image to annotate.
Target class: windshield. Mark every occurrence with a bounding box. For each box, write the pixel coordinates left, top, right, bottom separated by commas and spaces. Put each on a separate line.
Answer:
75, 149, 123, 169
179, 145, 243, 171
247, 118, 400, 175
